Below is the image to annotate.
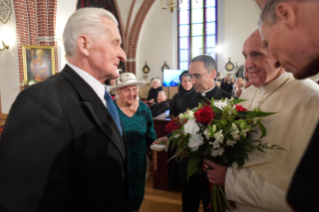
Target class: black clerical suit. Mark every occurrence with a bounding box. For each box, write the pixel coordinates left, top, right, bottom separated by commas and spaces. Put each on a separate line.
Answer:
287, 121, 319, 211
0, 65, 128, 212
151, 100, 170, 117
178, 86, 231, 212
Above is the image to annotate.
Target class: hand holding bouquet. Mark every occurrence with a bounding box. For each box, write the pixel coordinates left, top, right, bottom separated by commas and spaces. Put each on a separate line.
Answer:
165, 98, 283, 211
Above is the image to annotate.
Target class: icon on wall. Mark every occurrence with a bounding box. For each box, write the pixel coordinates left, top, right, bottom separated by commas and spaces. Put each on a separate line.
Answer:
22, 45, 56, 82
225, 58, 235, 72
143, 62, 150, 74
161, 61, 170, 72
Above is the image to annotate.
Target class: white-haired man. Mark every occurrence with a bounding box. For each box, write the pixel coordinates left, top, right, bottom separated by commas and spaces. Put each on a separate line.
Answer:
0, 8, 128, 212
259, 1, 319, 211
204, 29, 319, 212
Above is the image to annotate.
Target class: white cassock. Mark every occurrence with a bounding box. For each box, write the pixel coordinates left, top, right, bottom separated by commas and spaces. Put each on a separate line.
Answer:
225, 73, 319, 212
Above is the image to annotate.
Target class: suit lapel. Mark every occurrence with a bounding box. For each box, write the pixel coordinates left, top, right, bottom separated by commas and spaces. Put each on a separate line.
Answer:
60, 65, 126, 160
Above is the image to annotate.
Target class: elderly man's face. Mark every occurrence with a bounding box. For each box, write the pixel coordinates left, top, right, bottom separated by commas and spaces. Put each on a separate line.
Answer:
118, 85, 138, 105
88, 19, 126, 81
189, 61, 216, 93
242, 30, 282, 88
259, 3, 319, 79
157, 92, 166, 104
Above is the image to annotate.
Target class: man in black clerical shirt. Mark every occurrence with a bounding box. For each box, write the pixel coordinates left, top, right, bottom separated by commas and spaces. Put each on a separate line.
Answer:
155, 55, 230, 212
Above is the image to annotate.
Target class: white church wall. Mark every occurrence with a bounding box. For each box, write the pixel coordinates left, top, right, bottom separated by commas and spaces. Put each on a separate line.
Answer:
0, 0, 20, 113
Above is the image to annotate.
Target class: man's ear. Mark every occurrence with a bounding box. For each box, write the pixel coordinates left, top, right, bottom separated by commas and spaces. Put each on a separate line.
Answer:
211, 69, 217, 78
77, 35, 91, 57
275, 3, 296, 30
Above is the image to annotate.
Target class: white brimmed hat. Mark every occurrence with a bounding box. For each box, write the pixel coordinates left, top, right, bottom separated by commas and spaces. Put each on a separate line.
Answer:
109, 72, 146, 95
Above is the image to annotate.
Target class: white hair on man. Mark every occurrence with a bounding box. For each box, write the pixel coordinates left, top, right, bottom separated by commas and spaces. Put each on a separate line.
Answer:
259, 0, 303, 26
63, 7, 118, 57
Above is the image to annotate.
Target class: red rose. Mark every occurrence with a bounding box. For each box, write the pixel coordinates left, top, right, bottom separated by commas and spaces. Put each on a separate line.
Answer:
194, 106, 215, 126
165, 118, 181, 132
235, 104, 247, 112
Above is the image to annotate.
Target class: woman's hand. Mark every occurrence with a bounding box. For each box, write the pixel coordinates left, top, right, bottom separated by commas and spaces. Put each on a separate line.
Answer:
148, 98, 155, 104
152, 137, 169, 146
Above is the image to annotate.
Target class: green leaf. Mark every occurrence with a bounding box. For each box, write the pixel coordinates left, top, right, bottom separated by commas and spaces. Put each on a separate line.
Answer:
230, 99, 247, 104
256, 120, 267, 139
212, 106, 222, 113
187, 156, 202, 182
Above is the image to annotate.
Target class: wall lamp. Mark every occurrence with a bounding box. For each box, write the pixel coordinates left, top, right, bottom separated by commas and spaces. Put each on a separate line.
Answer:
0, 40, 9, 51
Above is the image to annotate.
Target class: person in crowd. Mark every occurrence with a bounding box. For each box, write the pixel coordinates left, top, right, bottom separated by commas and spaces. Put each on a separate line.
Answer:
169, 71, 194, 117
147, 78, 162, 105
151, 91, 170, 117
233, 77, 244, 98
0, 8, 128, 212
154, 55, 231, 212
168, 71, 194, 190
110, 73, 157, 212
203, 29, 319, 212
259, 1, 319, 211
221, 75, 234, 95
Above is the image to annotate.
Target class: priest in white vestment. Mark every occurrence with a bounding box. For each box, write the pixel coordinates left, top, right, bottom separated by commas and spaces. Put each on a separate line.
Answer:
204, 30, 319, 212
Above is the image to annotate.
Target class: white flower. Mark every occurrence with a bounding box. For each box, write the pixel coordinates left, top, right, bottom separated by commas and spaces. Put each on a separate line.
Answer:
240, 128, 249, 137
214, 100, 228, 109
178, 113, 185, 119
211, 147, 225, 157
226, 140, 236, 147
204, 129, 211, 139
231, 130, 240, 141
188, 134, 204, 151
28, 81, 35, 85
231, 123, 238, 131
185, 110, 195, 120
214, 130, 224, 144
184, 119, 199, 135
209, 140, 221, 149
174, 134, 180, 139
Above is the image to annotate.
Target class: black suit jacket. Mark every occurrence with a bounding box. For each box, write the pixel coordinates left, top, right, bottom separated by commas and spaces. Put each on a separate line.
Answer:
0, 65, 128, 212
287, 121, 319, 211
180, 86, 231, 112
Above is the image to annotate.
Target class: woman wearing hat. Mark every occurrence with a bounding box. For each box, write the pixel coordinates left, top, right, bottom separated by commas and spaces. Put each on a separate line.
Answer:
110, 73, 157, 212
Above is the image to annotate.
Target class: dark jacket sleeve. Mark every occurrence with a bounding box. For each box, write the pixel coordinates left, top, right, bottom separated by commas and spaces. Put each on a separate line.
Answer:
287, 121, 319, 211
0, 86, 73, 212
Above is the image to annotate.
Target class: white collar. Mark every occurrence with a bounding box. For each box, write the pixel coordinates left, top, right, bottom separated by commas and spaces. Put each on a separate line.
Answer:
201, 84, 216, 96
259, 72, 288, 93
67, 63, 106, 106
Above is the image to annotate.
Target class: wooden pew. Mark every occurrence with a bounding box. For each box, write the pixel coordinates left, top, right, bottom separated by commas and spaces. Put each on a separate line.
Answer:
152, 117, 171, 191
0, 113, 8, 128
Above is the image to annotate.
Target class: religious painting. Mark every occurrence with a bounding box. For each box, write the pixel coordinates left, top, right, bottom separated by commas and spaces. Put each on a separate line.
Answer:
22, 45, 55, 82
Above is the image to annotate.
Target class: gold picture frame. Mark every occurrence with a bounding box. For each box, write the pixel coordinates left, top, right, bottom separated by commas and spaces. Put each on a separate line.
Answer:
22, 45, 55, 82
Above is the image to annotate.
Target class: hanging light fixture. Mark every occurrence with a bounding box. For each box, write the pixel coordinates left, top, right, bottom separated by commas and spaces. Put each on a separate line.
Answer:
161, 0, 183, 13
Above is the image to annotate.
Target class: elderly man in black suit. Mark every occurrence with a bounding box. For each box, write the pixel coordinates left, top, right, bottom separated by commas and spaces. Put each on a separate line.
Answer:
0, 8, 128, 212
155, 55, 231, 212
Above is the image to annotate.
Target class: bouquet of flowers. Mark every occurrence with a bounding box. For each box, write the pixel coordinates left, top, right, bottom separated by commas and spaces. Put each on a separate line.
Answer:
165, 98, 282, 212
20, 79, 40, 89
